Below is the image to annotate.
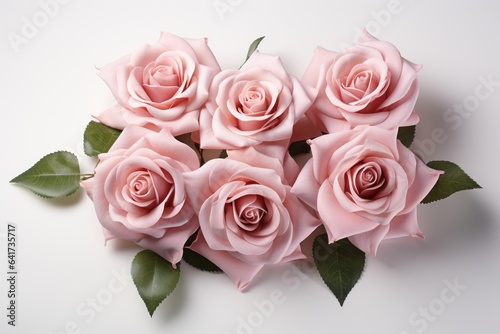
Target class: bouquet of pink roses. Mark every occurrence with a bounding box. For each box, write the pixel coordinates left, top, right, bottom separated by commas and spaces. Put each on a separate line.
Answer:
11, 31, 480, 315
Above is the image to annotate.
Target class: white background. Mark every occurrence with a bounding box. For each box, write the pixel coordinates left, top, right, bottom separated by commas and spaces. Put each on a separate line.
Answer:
1, 1, 499, 333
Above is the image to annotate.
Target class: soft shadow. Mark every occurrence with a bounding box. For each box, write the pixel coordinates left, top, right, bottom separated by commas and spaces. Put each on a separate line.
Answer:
411, 84, 463, 159
108, 238, 142, 252
41, 187, 85, 207
376, 193, 495, 267
156, 275, 187, 323
415, 84, 451, 127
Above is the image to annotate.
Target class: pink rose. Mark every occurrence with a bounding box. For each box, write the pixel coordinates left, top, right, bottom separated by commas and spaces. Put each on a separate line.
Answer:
81, 126, 200, 266
292, 126, 441, 255
96, 32, 220, 135
184, 157, 320, 290
227, 146, 301, 186
302, 30, 421, 132
199, 51, 311, 160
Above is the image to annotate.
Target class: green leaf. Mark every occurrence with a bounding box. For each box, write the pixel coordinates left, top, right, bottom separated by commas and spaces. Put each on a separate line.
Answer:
131, 250, 180, 317
183, 248, 222, 273
241, 36, 265, 68
83, 121, 122, 156
288, 139, 310, 156
397, 125, 416, 148
10, 151, 81, 198
422, 160, 481, 204
313, 234, 365, 306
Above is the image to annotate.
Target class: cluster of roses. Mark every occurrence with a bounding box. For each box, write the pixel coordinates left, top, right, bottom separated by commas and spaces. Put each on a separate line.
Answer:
81, 31, 441, 290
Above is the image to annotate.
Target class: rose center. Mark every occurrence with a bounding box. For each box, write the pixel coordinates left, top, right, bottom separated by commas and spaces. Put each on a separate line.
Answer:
232, 80, 283, 132
233, 194, 267, 232
337, 62, 382, 104
243, 207, 264, 223
239, 84, 269, 115
347, 161, 386, 200
354, 71, 370, 90
154, 66, 174, 76
124, 169, 172, 208
150, 65, 179, 87
128, 171, 154, 200
362, 169, 375, 182
246, 91, 263, 102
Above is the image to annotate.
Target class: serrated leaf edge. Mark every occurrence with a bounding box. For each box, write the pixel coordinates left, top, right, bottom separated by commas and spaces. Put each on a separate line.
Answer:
83, 120, 122, 157
83, 121, 97, 157
182, 248, 222, 273
312, 236, 366, 306
131, 251, 180, 317
397, 125, 416, 148
422, 160, 482, 204
10, 151, 81, 199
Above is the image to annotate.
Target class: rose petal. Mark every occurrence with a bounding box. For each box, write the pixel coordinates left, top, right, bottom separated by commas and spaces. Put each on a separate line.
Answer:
348, 224, 390, 256
385, 210, 424, 239
317, 181, 379, 242
189, 233, 264, 291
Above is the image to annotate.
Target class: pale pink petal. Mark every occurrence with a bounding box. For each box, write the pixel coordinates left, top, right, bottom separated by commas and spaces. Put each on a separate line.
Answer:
94, 105, 129, 130
341, 109, 390, 128
348, 224, 390, 256
157, 32, 220, 70
284, 189, 322, 254
85, 124, 198, 264
128, 44, 167, 68
81, 178, 94, 200
402, 109, 420, 126
282, 152, 301, 185
310, 131, 354, 182
137, 216, 199, 266
301, 46, 336, 89
317, 182, 379, 242
241, 51, 290, 85
227, 147, 287, 182
189, 233, 264, 291
146, 129, 200, 171
102, 125, 153, 152
289, 76, 312, 119
183, 37, 221, 71
291, 115, 323, 142
280, 247, 308, 262
123, 108, 200, 135
184, 159, 221, 212
102, 227, 117, 245
397, 143, 443, 214
291, 160, 320, 210
97, 54, 131, 103
379, 62, 418, 109
385, 210, 424, 239
302, 30, 421, 131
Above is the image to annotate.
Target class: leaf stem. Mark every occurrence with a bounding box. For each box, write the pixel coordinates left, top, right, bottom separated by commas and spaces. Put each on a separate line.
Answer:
80, 173, 95, 181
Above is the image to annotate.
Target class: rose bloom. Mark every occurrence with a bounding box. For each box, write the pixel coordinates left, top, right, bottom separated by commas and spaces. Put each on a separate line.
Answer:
199, 50, 311, 160
184, 156, 320, 290
292, 126, 441, 255
227, 147, 301, 186
81, 126, 200, 266
96, 32, 220, 135
302, 30, 421, 132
